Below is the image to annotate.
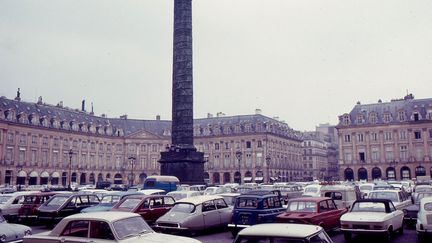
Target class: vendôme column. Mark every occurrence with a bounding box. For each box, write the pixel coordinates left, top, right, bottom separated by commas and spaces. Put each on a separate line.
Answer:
159, 0, 205, 185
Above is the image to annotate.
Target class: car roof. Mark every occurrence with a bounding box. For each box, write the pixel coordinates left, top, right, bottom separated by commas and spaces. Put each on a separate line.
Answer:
354, 198, 392, 204
176, 195, 223, 204
65, 211, 139, 221
288, 197, 331, 203
369, 189, 400, 193
238, 223, 323, 238
240, 189, 279, 196
420, 197, 432, 205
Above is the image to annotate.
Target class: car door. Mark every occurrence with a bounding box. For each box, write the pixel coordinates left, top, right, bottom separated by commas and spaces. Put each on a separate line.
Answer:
202, 200, 220, 228
388, 202, 403, 230
58, 220, 91, 243
9, 195, 26, 217
326, 199, 342, 229
60, 196, 78, 217
215, 198, 231, 226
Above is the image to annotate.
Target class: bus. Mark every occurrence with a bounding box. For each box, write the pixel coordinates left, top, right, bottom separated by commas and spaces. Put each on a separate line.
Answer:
142, 175, 179, 193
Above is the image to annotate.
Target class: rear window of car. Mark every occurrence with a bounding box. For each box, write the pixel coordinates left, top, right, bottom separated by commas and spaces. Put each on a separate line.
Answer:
368, 192, 398, 203
287, 201, 317, 212
172, 203, 196, 213
46, 196, 69, 206
351, 202, 386, 212
424, 203, 432, 211
0, 195, 12, 204
118, 198, 141, 210
237, 198, 258, 209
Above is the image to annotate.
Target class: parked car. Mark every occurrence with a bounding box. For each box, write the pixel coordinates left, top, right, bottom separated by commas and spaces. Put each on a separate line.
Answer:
188, 185, 206, 195
0, 191, 38, 222
143, 175, 179, 193
111, 194, 175, 226
156, 195, 232, 234
340, 199, 404, 242
320, 184, 361, 209
23, 212, 201, 243
37, 193, 100, 226
368, 189, 412, 211
274, 184, 303, 203
228, 190, 285, 236
203, 186, 226, 195
412, 185, 432, 203
403, 192, 432, 226
218, 192, 240, 207
302, 184, 322, 197
18, 192, 61, 223
0, 213, 32, 242
81, 191, 142, 213
359, 183, 375, 198
233, 223, 333, 243
276, 197, 348, 231
416, 196, 432, 242
166, 190, 201, 201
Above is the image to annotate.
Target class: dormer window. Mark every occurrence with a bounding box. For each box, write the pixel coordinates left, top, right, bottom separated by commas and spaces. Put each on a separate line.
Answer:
383, 113, 392, 123
342, 115, 350, 125
356, 115, 364, 124
369, 112, 377, 124
427, 110, 432, 120
413, 112, 421, 121
398, 111, 406, 122
41, 117, 49, 127
52, 119, 60, 129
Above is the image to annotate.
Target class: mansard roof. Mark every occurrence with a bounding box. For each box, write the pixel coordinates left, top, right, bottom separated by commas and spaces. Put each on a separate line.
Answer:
0, 96, 301, 140
338, 95, 432, 127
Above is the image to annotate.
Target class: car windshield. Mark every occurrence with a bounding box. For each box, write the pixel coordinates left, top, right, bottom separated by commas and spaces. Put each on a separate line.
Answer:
118, 198, 141, 210
0, 195, 12, 204
416, 187, 432, 193
368, 192, 398, 202
287, 201, 317, 213
415, 193, 432, 204
46, 196, 69, 206
167, 192, 187, 201
171, 203, 196, 213
304, 187, 318, 193
351, 202, 386, 213
113, 216, 153, 239
235, 236, 306, 243
360, 185, 373, 191
101, 195, 121, 204
222, 196, 237, 206
424, 203, 432, 211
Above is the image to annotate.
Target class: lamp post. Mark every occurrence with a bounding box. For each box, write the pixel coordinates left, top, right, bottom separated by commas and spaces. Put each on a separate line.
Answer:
235, 151, 242, 185
265, 155, 271, 183
68, 149, 73, 191
128, 156, 136, 187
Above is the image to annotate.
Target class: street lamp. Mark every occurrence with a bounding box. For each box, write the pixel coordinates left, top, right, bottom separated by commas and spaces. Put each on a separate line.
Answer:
235, 151, 242, 185
68, 149, 73, 191
128, 156, 136, 187
265, 155, 271, 183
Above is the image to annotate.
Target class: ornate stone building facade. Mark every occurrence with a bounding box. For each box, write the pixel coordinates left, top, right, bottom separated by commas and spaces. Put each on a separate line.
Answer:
337, 94, 432, 181
0, 96, 303, 186
301, 132, 329, 181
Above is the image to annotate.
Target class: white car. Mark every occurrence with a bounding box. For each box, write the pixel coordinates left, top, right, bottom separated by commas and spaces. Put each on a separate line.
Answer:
368, 189, 412, 211
233, 223, 333, 243
0, 191, 38, 222
416, 196, 432, 243
166, 190, 201, 201
340, 199, 404, 242
23, 212, 201, 243
302, 184, 322, 197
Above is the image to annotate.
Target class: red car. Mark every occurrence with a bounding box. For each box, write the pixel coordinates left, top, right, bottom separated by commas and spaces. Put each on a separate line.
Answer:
276, 197, 348, 231
18, 192, 60, 223
111, 194, 175, 226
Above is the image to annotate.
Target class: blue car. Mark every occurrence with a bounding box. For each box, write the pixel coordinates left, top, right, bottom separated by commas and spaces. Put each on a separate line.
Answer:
228, 190, 285, 236
81, 191, 141, 213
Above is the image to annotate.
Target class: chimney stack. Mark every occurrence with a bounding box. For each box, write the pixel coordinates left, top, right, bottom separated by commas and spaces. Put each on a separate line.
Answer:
156, 115, 161, 120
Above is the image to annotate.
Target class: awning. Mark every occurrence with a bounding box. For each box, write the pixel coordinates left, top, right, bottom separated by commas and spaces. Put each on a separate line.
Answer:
243, 177, 253, 182
17, 170, 27, 177
254, 177, 264, 182
29, 171, 38, 177
40, 171, 49, 178
270, 177, 277, 181
51, 172, 60, 178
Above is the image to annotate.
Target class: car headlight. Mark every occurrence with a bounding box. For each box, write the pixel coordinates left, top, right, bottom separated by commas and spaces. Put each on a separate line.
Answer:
24, 229, 32, 236
0, 234, 6, 242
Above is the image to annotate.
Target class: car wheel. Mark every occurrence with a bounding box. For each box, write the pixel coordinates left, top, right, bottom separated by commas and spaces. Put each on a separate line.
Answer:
231, 228, 239, 238
343, 232, 352, 242
383, 228, 392, 243
399, 225, 404, 234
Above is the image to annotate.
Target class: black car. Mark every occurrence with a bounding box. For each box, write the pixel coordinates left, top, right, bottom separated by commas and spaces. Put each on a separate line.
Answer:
37, 193, 100, 226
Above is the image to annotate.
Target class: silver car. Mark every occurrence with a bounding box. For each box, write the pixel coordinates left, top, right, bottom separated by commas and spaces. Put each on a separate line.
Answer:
0, 214, 32, 243
155, 195, 232, 234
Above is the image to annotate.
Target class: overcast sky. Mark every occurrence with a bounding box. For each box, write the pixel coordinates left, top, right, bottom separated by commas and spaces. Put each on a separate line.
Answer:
1, 0, 432, 131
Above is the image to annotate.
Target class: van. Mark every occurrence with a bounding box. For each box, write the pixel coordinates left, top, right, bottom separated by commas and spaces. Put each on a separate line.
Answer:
320, 184, 361, 209
142, 175, 179, 193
